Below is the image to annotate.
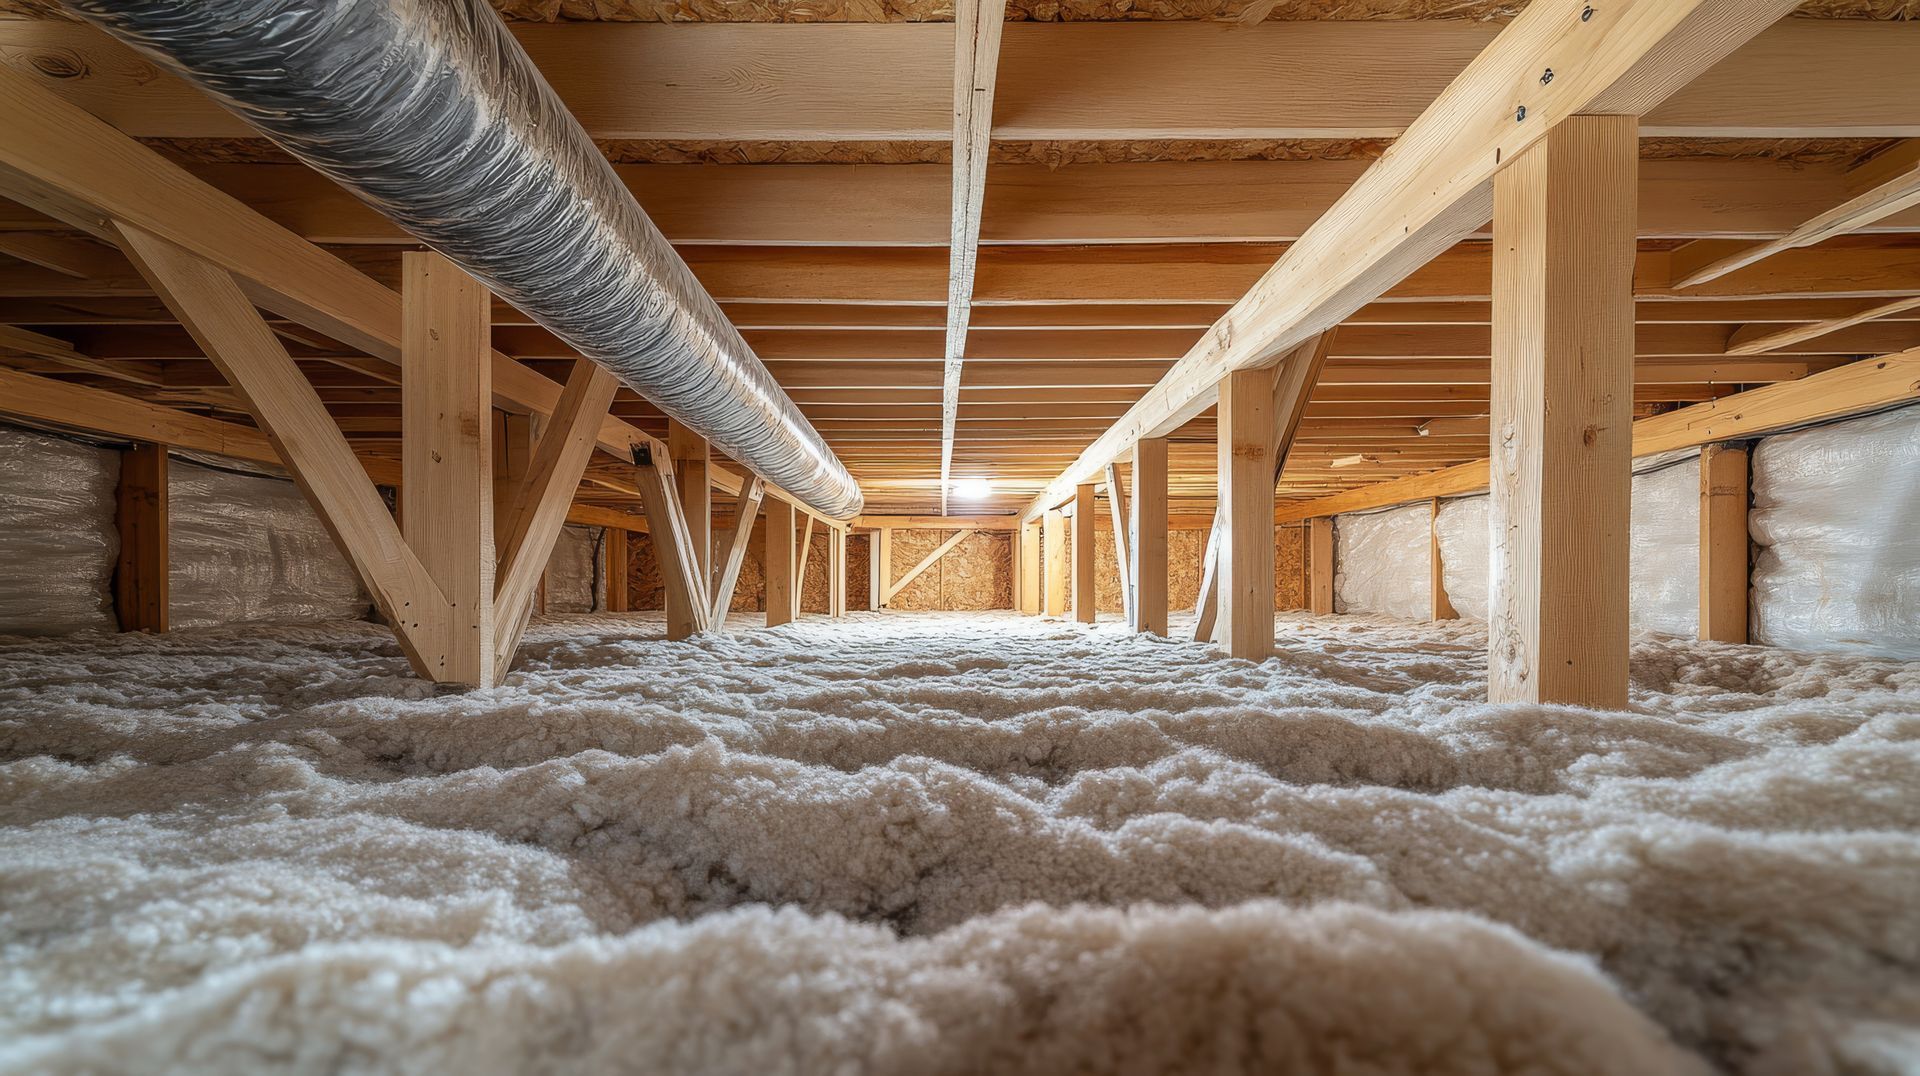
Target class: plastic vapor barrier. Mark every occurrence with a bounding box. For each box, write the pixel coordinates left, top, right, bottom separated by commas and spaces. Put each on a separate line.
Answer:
1431, 456, 1699, 634
1627, 457, 1700, 636
168, 457, 370, 629
544, 525, 604, 614
1434, 496, 1490, 622
0, 426, 119, 636
1751, 406, 1920, 659
1333, 503, 1432, 620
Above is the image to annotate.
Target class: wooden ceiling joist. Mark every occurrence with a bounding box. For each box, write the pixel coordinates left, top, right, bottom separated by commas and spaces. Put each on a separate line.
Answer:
1016, 0, 1801, 521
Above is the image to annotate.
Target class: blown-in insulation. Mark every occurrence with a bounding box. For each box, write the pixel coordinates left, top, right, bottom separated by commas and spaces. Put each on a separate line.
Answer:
1751, 405, 1920, 659
167, 457, 370, 630
67, 0, 861, 521
0, 427, 118, 636
1332, 504, 1431, 620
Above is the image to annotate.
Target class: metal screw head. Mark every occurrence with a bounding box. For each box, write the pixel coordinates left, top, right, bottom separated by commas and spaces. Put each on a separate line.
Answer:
1581, 5, 1594, 20
1515, 105, 1528, 122
1540, 68, 1554, 85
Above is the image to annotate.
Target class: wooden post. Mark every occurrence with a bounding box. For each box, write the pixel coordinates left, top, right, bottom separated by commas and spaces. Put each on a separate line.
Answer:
1217, 367, 1276, 659
665, 421, 710, 640
793, 515, 814, 619
113, 441, 167, 633
1699, 443, 1750, 643
1104, 462, 1133, 626
1430, 497, 1458, 621
828, 526, 848, 617
604, 527, 629, 613
1072, 483, 1096, 624
1308, 516, 1334, 615
870, 528, 885, 610
1009, 522, 1024, 613
1018, 521, 1041, 615
875, 527, 893, 608
1489, 116, 1637, 708
764, 499, 795, 627
1131, 437, 1169, 635
402, 251, 494, 688
1042, 508, 1067, 617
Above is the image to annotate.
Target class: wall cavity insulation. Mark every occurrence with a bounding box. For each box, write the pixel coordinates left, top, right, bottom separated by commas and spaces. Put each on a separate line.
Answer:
0, 427, 119, 636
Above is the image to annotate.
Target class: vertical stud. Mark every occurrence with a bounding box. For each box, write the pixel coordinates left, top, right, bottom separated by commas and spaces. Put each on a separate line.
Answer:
1043, 508, 1068, 617
1072, 483, 1096, 624
1699, 443, 1750, 644
764, 499, 795, 627
1131, 438, 1169, 635
1217, 366, 1276, 659
1308, 516, 1334, 616
1430, 497, 1458, 621
1489, 115, 1637, 707
114, 441, 168, 633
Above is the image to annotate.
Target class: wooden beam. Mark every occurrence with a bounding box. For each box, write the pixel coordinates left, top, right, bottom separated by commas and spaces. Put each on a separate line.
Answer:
1726, 295, 1920, 357
8, 20, 1914, 143
494, 359, 623, 673
711, 476, 766, 630
1191, 331, 1334, 633
874, 527, 893, 609
1674, 141, 1920, 288
113, 222, 450, 680
113, 441, 167, 634
1018, 520, 1041, 615
1016, 0, 1797, 522
793, 515, 815, 620
1699, 443, 1749, 644
1071, 483, 1096, 624
764, 498, 796, 627
1488, 116, 1637, 709
401, 252, 496, 688
605, 526, 630, 614
1308, 517, 1335, 615
1103, 462, 1132, 626
1216, 366, 1277, 659
666, 421, 711, 640
0, 233, 125, 279
1042, 508, 1067, 617
885, 529, 973, 603
829, 526, 848, 616
1429, 497, 1457, 622
635, 446, 712, 637
1130, 437, 1169, 635
940, 0, 1008, 513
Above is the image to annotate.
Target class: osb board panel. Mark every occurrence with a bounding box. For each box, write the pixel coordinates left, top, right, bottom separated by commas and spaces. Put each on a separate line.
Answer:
482, 0, 1914, 20
882, 530, 1010, 610
622, 525, 868, 613
1091, 523, 1305, 613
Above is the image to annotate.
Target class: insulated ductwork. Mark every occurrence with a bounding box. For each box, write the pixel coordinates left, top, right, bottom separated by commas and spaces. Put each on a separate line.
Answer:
67, 0, 863, 520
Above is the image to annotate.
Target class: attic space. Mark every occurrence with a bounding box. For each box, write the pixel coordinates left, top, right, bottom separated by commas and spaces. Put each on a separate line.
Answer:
1, 0, 1918, 1074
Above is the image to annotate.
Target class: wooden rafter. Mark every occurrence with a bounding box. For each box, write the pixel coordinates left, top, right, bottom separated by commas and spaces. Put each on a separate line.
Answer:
1674, 141, 1920, 289
940, 0, 1008, 514
1017, 0, 1799, 523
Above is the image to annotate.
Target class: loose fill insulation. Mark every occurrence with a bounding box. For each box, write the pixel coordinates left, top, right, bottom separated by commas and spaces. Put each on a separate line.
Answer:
0, 426, 118, 636
1751, 405, 1920, 659
167, 457, 369, 629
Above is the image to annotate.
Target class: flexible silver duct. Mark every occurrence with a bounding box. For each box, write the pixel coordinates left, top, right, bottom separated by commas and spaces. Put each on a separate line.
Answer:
66, 0, 863, 520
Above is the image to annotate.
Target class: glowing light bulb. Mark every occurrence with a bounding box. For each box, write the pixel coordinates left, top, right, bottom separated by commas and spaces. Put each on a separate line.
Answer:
952, 478, 993, 500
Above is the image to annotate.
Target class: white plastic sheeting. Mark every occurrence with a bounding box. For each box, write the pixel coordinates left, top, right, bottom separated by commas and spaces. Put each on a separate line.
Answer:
1434, 497, 1491, 622
543, 525, 604, 614
0, 426, 119, 636
1626, 458, 1700, 636
1333, 503, 1431, 620
1432, 456, 1700, 634
168, 456, 369, 629
1751, 406, 1920, 659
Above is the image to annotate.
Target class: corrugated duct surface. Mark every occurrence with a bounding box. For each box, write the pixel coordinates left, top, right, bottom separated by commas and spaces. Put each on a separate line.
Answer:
67, 0, 862, 520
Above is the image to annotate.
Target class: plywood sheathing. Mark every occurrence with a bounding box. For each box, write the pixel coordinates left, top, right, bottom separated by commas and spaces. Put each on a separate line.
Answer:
624, 528, 871, 614
481, 0, 1916, 21
885, 530, 1012, 610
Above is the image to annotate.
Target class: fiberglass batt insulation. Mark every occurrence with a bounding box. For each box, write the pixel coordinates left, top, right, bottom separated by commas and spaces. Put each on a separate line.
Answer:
544, 525, 603, 613
2, 610, 1917, 1074
0, 427, 118, 636
1333, 503, 1431, 620
167, 457, 370, 629
1751, 406, 1920, 659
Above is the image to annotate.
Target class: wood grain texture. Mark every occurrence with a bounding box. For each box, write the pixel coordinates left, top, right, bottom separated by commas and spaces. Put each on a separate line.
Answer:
1130, 438, 1169, 635
1043, 507, 1067, 616
1216, 365, 1276, 658
1698, 443, 1751, 644
1488, 116, 1637, 708
763, 498, 796, 626
112, 441, 167, 634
